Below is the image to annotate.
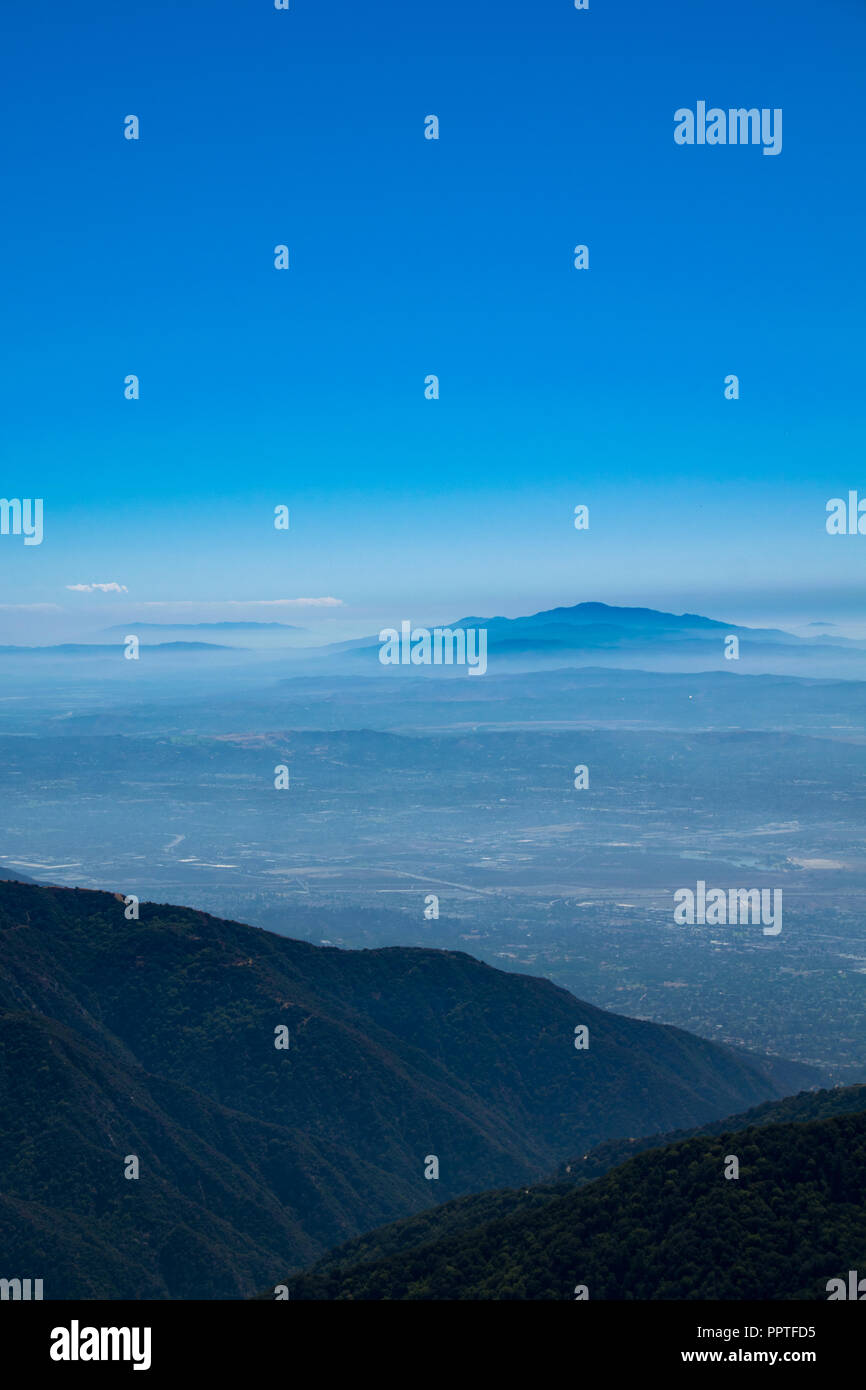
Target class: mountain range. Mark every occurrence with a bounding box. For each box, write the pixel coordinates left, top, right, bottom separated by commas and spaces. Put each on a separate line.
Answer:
327, 603, 866, 677
0, 879, 817, 1299
3, 604, 866, 678
103, 623, 307, 632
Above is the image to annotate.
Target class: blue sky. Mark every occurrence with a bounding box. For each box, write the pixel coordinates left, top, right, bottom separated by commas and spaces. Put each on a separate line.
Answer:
2, 0, 865, 642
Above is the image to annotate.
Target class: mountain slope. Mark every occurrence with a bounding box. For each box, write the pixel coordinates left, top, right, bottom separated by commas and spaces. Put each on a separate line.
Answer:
288, 1105, 866, 1300
277, 1085, 866, 1292
557, 1082, 866, 1184
0, 880, 817, 1298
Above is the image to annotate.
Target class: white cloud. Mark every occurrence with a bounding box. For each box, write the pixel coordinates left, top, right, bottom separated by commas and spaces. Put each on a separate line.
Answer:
66, 582, 129, 594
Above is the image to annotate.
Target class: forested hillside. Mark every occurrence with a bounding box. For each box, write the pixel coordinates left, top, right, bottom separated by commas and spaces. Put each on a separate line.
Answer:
0, 879, 811, 1298
288, 1109, 866, 1300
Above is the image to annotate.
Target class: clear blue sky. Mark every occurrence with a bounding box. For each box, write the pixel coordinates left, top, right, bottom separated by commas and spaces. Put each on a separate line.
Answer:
2, 0, 865, 641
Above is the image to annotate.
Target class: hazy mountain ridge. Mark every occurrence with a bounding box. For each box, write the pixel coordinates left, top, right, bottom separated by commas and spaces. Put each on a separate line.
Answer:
0, 867, 37, 884
4, 604, 866, 677
0, 642, 238, 653
328, 603, 866, 676
103, 622, 307, 632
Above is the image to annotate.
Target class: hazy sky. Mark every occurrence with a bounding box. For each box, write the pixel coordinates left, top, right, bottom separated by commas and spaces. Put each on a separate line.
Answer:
2, 0, 865, 642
